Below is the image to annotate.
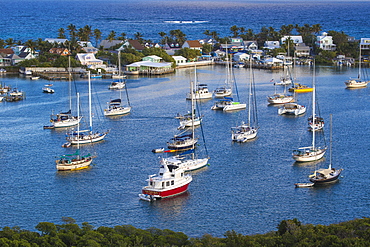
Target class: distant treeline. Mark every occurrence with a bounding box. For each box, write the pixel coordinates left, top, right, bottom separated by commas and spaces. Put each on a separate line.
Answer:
1, 217, 370, 246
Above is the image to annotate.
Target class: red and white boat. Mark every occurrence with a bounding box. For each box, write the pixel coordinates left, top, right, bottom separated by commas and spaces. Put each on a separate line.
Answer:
139, 163, 192, 201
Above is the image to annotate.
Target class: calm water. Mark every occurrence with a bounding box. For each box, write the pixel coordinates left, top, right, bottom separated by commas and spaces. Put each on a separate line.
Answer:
0, 64, 369, 237
1, 0, 370, 238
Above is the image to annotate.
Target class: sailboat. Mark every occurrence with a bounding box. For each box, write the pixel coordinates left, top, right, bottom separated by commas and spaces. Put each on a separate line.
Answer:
164, 78, 209, 171
112, 50, 125, 79
211, 56, 246, 111
66, 71, 109, 145
309, 114, 343, 184
168, 77, 199, 150
231, 58, 259, 142
56, 93, 94, 171
292, 62, 327, 162
45, 56, 81, 129
104, 83, 131, 116
213, 47, 232, 98
109, 50, 126, 89
186, 65, 212, 100
267, 82, 294, 104
345, 45, 369, 88
275, 65, 293, 86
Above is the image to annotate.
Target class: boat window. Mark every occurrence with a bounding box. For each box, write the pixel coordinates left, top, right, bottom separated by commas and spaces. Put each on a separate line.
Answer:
181, 173, 184, 177
150, 181, 153, 186
159, 173, 163, 175
162, 182, 164, 187
166, 181, 170, 186
171, 180, 174, 185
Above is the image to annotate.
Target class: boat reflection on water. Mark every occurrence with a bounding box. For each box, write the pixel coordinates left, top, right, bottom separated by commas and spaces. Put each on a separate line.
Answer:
141, 192, 191, 218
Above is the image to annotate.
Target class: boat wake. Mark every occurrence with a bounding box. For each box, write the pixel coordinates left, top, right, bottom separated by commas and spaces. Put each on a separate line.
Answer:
164, 20, 208, 24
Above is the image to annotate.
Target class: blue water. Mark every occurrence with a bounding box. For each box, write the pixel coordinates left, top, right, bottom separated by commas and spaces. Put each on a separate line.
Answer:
1, 0, 370, 238
2, 1, 370, 42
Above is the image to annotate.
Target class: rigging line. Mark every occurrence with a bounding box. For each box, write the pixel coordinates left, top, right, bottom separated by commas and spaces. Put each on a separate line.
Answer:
124, 80, 131, 107
251, 65, 258, 126
195, 97, 209, 157
231, 65, 240, 102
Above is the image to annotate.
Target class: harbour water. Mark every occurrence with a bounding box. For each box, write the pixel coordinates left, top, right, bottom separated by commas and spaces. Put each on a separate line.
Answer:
1, 64, 369, 237
1, 0, 370, 238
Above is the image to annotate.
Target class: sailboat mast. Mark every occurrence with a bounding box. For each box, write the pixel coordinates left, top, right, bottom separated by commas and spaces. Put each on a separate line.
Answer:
358, 46, 362, 79
248, 57, 252, 125
77, 92, 80, 153
329, 114, 333, 169
88, 71, 93, 132
118, 50, 121, 77
68, 56, 72, 111
191, 68, 195, 142
312, 61, 316, 149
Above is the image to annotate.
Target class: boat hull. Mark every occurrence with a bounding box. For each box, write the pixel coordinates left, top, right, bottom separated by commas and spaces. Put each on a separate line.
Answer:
56, 158, 92, 171
104, 106, 131, 116
345, 80, 368, 88
292, 148, 326, 162
309, 169, 343, 184
142, 181, 191, 199
223, 103, 247, 112
68, 132, 107, 145
52, 117, 82, 128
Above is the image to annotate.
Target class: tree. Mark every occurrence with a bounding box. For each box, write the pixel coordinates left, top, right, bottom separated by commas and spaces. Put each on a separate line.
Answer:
67, 24, 77, 39
58, 28, 66, 39
5, 38, 15, 48
174, 47, 201, 61
118, 32, 126, 40
169, 29, 187, 45
93, 29, 102, 47
134, 32, 143, 43
35, 222, 57, 236
107, 30, 116, 41
230, 25, 239, 37
202, 43, 213, 54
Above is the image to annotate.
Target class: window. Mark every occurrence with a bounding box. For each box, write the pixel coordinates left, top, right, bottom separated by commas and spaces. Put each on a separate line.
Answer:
162, 182, 164, 187
171, 180, 174, 185
166, 181, 170, 186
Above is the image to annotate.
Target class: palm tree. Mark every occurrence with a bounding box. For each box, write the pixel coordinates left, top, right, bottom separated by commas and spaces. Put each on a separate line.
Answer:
312, 24, 322, 35
67, 24, 77, 40
158, 32, 167, 45
93, 29, 102, 47
58, 28, 66, 39
107, 30, 116, 41
24, 39, 36, 56
83, 25, 92, 41
230, 25, 239, 37
118, 32, 126, 40
134, 32, 143, 43
5, 38, 15, 48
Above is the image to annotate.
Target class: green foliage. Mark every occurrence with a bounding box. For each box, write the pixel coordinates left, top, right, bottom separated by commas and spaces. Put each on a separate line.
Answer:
174, 48, 202, 61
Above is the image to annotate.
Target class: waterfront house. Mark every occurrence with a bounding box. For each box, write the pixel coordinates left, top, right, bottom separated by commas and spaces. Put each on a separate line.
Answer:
125, 61, 173, 75
294, 43, 311, 57
198, 38, 216, 46
4, 54, 22, 66
360, 38, 370, 50
233, 52, 249, 61
315, 32, 336, 51
172, 55, 187, 65
281, 36, 303, 44
142, 55, 162, 63
144, 42, 162, 48
182, 40, 203, 52
44, 38, 68, 45
243, 41, 258, 51
76, 53, 104, 69
49, 48, 70, 56
263, 41, 280, 50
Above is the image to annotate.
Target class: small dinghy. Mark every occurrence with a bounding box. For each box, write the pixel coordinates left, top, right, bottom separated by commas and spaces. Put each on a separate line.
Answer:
139, 194, 157, 202
294, 182, 315, 188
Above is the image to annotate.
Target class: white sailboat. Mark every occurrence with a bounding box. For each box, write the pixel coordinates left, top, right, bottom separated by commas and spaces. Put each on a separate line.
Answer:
45, 57, 81, 129
104, 84, 131, 116
345, 45, 369, 88
169, 77, 199, 150
309, 114, 343, 184
267, 82, 294, 104
212, 56, 246, 111
275, 65, 293, 86
293, 63, 327, 162
56, 93, 94, 171
66, 71, 109, 145
109, 50, 126, 89
112, 50, 126, 79
164, 78, 209, 171
186, 65, 212, 100
231, 58, 259, 142
213, 47, 232, 98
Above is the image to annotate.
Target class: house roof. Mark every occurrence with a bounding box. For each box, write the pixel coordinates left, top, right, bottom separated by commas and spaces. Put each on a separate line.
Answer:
99, 40, 124, 49
144, 55, 162, 60
127, 40, 145, 51
172, 56, 187, 60
126, 61, 172, 68
185, 40, 202, 48
0, 48, 14, 55
45, 38, 68, 44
